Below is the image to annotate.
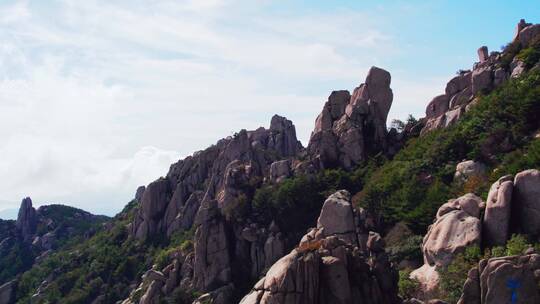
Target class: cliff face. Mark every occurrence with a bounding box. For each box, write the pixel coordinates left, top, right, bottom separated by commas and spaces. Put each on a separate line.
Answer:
16, 197, 37, 243
130, 114, 302, 241
122, 65, 402, 303
239, 190, 400, 304
306, 66, 394, 170
7, 17, 540, 304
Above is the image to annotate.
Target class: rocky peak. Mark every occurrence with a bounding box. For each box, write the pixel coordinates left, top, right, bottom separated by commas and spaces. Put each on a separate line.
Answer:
131, 115, 302, 241
307, 66, 393, 170
411, 168, 540, 300
16, 197, 37, 242
239, 190, 400, 304
421, 19, 540, 135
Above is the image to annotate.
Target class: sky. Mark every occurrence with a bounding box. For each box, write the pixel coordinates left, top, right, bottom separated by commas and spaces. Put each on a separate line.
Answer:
0, 0, 538, 218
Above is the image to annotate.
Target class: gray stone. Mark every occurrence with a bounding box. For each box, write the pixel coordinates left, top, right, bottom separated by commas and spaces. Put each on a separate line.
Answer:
513, 169, 540, 236
425, 94, 449, 119
477, 46, 488, 63
483, 175, 513, 246
16, 197, 37, 242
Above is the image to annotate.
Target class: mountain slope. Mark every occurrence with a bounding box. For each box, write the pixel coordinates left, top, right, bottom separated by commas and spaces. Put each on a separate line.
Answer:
3, 18, 540, 304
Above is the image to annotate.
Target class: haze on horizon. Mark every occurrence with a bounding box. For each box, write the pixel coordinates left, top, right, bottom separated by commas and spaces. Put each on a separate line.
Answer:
0, 0, 538, 218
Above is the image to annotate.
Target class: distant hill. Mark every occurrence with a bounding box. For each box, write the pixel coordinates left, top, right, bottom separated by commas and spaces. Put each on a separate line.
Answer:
0, 208, 18, 220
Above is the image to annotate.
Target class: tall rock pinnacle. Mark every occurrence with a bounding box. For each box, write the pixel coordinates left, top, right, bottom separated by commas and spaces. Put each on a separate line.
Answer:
307, 66, 393, 170
16, 197, 37, 242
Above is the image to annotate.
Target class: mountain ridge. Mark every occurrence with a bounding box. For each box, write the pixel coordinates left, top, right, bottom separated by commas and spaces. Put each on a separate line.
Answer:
1, 18, 540, 304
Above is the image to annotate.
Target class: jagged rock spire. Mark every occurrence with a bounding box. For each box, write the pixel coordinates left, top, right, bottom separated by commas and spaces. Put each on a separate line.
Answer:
307, 66, 393, 170
16, 197, 37, 242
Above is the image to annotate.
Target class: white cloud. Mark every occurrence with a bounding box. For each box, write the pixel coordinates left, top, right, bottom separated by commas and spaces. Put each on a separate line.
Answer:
0, 0, 446, 215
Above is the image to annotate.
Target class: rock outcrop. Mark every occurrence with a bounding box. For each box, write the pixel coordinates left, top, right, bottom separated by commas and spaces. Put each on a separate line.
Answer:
0, 281, 16, 304
131, 115, 302, 241
307, 66, 393, 170
513, 169, 540, 237
483, 175, 513, 247
454, 160, 486, 183
421, 19, 540, 135
239, 190, 400, 304
192, 200, 231, 292
458, 254, 540, 304
421, 193, 483, 268
16, 197, 37, 242
412, 193, 484, 296
412, 168, 540, 300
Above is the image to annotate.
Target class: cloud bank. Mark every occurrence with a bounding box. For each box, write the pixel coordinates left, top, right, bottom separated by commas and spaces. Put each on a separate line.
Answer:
0, 0, 455, 215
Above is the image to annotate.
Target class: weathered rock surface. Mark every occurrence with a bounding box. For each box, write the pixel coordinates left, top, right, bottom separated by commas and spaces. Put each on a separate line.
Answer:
135, 185, 146, 202
192, 283, 234, 304
412, 194, 483, 297
317, 190, 357, 244
477, 46, 488, 63
518, 24, 540, 48
307, 66, 393, 170
410, 264, 440, 300
131, 115, 303, 240
483, 175, 513, 246
454, 160, 486, 183
239, 190, 400, 304
193, 200, 231, 292
16, 197, 37, 242
423, 194, 483, 268
513, 169, 540, 236
269, 159, 291, 183
421, 19, 540, 135
0, 281, 16, 304
458, 254, 540, 304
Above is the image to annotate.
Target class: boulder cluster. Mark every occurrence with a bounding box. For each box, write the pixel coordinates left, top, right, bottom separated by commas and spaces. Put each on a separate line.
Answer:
307, 67, 394, 170
459, 253, 540, 304
239, 190, 400, 304
125, 65, 404, 302
421, 19, 540, 134
411, 168, 540, 301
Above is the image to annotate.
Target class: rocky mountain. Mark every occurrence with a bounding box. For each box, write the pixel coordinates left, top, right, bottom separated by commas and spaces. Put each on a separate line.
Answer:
0, 197, 109, 301
1, 18, 540, 304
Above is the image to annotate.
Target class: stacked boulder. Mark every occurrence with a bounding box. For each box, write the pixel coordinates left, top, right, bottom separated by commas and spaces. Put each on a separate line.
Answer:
239, 190, 400, 304
458, 254, 540, 304
411, 194, 484, 297
307, 66, 394, 170
121, 251, 196, 304
412, 169, 540, 300
421, 19, 540, 135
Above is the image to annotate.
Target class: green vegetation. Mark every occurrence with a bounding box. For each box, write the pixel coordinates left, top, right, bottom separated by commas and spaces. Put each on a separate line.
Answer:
0, 205, 108, 286
154, 229, 194, 270
386, 234, 423, 266
439, 246, 483, 303
0, 242, 35, 285
252, 167, 370, 233
398, 269, 420, 299
517, 35, 540, 68
440, 235, 540, 303
16, 222, 149, 304
356, 69, 540, 234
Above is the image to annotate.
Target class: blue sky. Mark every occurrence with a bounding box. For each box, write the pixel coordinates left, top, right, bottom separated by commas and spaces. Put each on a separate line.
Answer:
0, 0, 538, 217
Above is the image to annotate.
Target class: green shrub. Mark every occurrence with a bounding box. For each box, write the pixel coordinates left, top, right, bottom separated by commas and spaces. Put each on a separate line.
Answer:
506, 234, 530, 256
398, 269, 420, 299
439, 245, 483, 303
356, 69, 540, 234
